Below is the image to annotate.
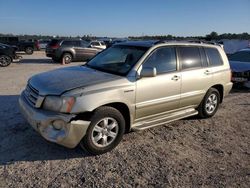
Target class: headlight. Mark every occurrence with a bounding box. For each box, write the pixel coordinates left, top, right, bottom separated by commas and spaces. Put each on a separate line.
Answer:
43, 96, 75, 113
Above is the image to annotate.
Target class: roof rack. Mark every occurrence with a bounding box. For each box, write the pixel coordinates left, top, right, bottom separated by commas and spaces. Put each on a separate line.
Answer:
153, 39, 223, 48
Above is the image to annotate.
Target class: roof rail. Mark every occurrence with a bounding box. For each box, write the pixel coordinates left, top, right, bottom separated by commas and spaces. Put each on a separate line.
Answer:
153, 40, 167, 45
153, 39, 223, 48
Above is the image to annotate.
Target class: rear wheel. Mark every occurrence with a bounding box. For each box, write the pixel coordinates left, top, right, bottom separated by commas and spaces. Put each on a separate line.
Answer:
61, 53, 72, 64
0, 55, 12, 67
197, 88, 220, 118
25, 47, 33, 55
80, 106, 125, 155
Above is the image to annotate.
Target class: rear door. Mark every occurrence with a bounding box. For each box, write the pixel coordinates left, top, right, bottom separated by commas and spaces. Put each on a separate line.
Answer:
177, 46, 213, 108
75, 41, 99, 61
136, 47, 181, 119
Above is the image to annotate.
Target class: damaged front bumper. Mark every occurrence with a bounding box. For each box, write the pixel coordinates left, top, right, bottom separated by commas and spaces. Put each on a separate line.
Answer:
19, 93, 90, 148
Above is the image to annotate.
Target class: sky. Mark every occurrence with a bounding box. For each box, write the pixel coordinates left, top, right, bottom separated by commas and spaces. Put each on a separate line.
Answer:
0, 0, 250, 37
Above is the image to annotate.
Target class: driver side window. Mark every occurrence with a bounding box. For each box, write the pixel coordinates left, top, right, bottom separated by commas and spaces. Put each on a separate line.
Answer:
143, 47, 177, 74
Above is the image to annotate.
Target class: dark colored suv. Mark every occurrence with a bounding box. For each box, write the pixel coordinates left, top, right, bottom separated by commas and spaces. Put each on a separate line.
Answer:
0, 43, 20, 67
46, 39, 101, 64
0, 37, 39, 54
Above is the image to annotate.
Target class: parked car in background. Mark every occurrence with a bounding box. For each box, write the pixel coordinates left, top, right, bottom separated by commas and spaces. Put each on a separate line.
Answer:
89, 41, 106, 50
19, 41, 232, 154
0, 43, 20, 67
228, 48, 250, 88
46, 39, 101, 64
99, 38, 113, 48
0, 36, 39, 54
38, 39, 50, 49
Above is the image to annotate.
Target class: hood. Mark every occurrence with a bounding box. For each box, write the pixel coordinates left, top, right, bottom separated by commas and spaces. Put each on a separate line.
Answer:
229, 61, 250, 72
29, 66, 121, 95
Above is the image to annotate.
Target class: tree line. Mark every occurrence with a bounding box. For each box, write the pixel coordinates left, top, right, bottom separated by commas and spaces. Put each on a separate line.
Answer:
129, 32, 250, 41
0, 32, 250, 41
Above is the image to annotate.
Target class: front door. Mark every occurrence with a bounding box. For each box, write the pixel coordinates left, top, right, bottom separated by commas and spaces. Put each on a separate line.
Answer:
135, 47, 181, 119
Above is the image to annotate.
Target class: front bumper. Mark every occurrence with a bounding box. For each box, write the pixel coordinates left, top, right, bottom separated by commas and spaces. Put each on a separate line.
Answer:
13, 55, 22, 62
19, 93, 90, 148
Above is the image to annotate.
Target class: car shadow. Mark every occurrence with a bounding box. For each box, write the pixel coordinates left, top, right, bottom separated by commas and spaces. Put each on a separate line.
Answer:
19, 58, 55, 65
0, 95, 90, 166
231, 85, 250, 93
18, 58, 84, 65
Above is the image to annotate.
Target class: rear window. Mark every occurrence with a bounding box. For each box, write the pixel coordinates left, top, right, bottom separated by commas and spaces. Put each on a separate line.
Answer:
205, 48, 223, 66
178, 47, 202, 70
228, 51, 250, 62
49, 39, 61, 46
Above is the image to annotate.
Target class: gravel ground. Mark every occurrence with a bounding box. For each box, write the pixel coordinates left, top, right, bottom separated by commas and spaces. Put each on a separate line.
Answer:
0, 52, 249, 187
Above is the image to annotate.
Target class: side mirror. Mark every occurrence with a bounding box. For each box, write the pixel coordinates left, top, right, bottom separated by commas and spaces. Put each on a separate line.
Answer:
140, 67, 157, 77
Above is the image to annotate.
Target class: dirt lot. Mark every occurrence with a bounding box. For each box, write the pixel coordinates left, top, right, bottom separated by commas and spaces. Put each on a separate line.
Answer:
0, 52, 249, 187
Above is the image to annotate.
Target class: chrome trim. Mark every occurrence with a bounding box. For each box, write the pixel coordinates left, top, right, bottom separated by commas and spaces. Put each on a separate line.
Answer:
136, 94, 180, 109
24, 83, 44, 108
180, 90, 205, 99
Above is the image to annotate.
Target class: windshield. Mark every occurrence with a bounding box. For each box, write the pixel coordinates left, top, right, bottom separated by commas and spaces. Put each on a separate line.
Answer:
229, 51, 250, 62
86, 45, 148, 76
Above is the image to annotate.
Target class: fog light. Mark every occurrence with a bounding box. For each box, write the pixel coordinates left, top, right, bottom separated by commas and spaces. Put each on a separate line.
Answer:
52, 120, 66, 130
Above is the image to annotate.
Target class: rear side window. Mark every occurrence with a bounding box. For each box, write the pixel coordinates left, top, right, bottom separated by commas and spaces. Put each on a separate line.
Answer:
91, 42, 100, 46
205, 48, 223, 66
62, 40, 79, 46
80, 41, 89, 47
178, 47, 202, 70
143, 47, 177, 74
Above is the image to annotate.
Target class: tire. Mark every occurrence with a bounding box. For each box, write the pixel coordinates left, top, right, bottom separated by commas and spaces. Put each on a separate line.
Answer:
61, 53, 72, 64
80, 106, 125, 155
0, 55, 12, 67
197, 88, 220, 118
25, 47, 34, 55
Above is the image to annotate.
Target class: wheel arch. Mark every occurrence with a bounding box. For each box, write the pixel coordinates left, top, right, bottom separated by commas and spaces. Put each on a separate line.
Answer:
74, 102, 131, 133
210, 84, 224, 103
62, 51, 74, 59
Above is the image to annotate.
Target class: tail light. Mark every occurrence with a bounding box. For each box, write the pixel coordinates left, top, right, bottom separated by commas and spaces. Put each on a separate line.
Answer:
51, 44, 60, 49
230, 69, 233, 81
35, 41, 40, 49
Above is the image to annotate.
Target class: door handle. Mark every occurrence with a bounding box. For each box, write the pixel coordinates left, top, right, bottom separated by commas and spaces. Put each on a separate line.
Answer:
171, 75, 180, 81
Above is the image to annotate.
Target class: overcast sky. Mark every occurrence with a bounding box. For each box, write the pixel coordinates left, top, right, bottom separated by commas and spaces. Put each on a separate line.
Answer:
0, 0, 249, 37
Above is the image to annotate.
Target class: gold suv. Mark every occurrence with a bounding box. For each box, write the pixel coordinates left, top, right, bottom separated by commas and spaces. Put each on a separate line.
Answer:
19, 41, 233, 154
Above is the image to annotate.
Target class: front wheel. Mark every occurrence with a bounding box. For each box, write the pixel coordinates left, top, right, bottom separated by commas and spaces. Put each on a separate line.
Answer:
197, 88, 220, 118
0, 55, 12, 67
80, 106, 125, 155
25, 47, 34, 55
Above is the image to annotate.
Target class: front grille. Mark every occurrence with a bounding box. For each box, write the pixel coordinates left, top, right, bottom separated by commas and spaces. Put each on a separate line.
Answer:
24, 83, 39, 107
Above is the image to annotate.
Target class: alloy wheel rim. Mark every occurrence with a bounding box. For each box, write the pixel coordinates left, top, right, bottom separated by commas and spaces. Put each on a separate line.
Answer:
205, 93, 218, 114
26, 48, 32, 53
91, 117, 119, 148
64, 55, 71, 63
0, 56, 11, 66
